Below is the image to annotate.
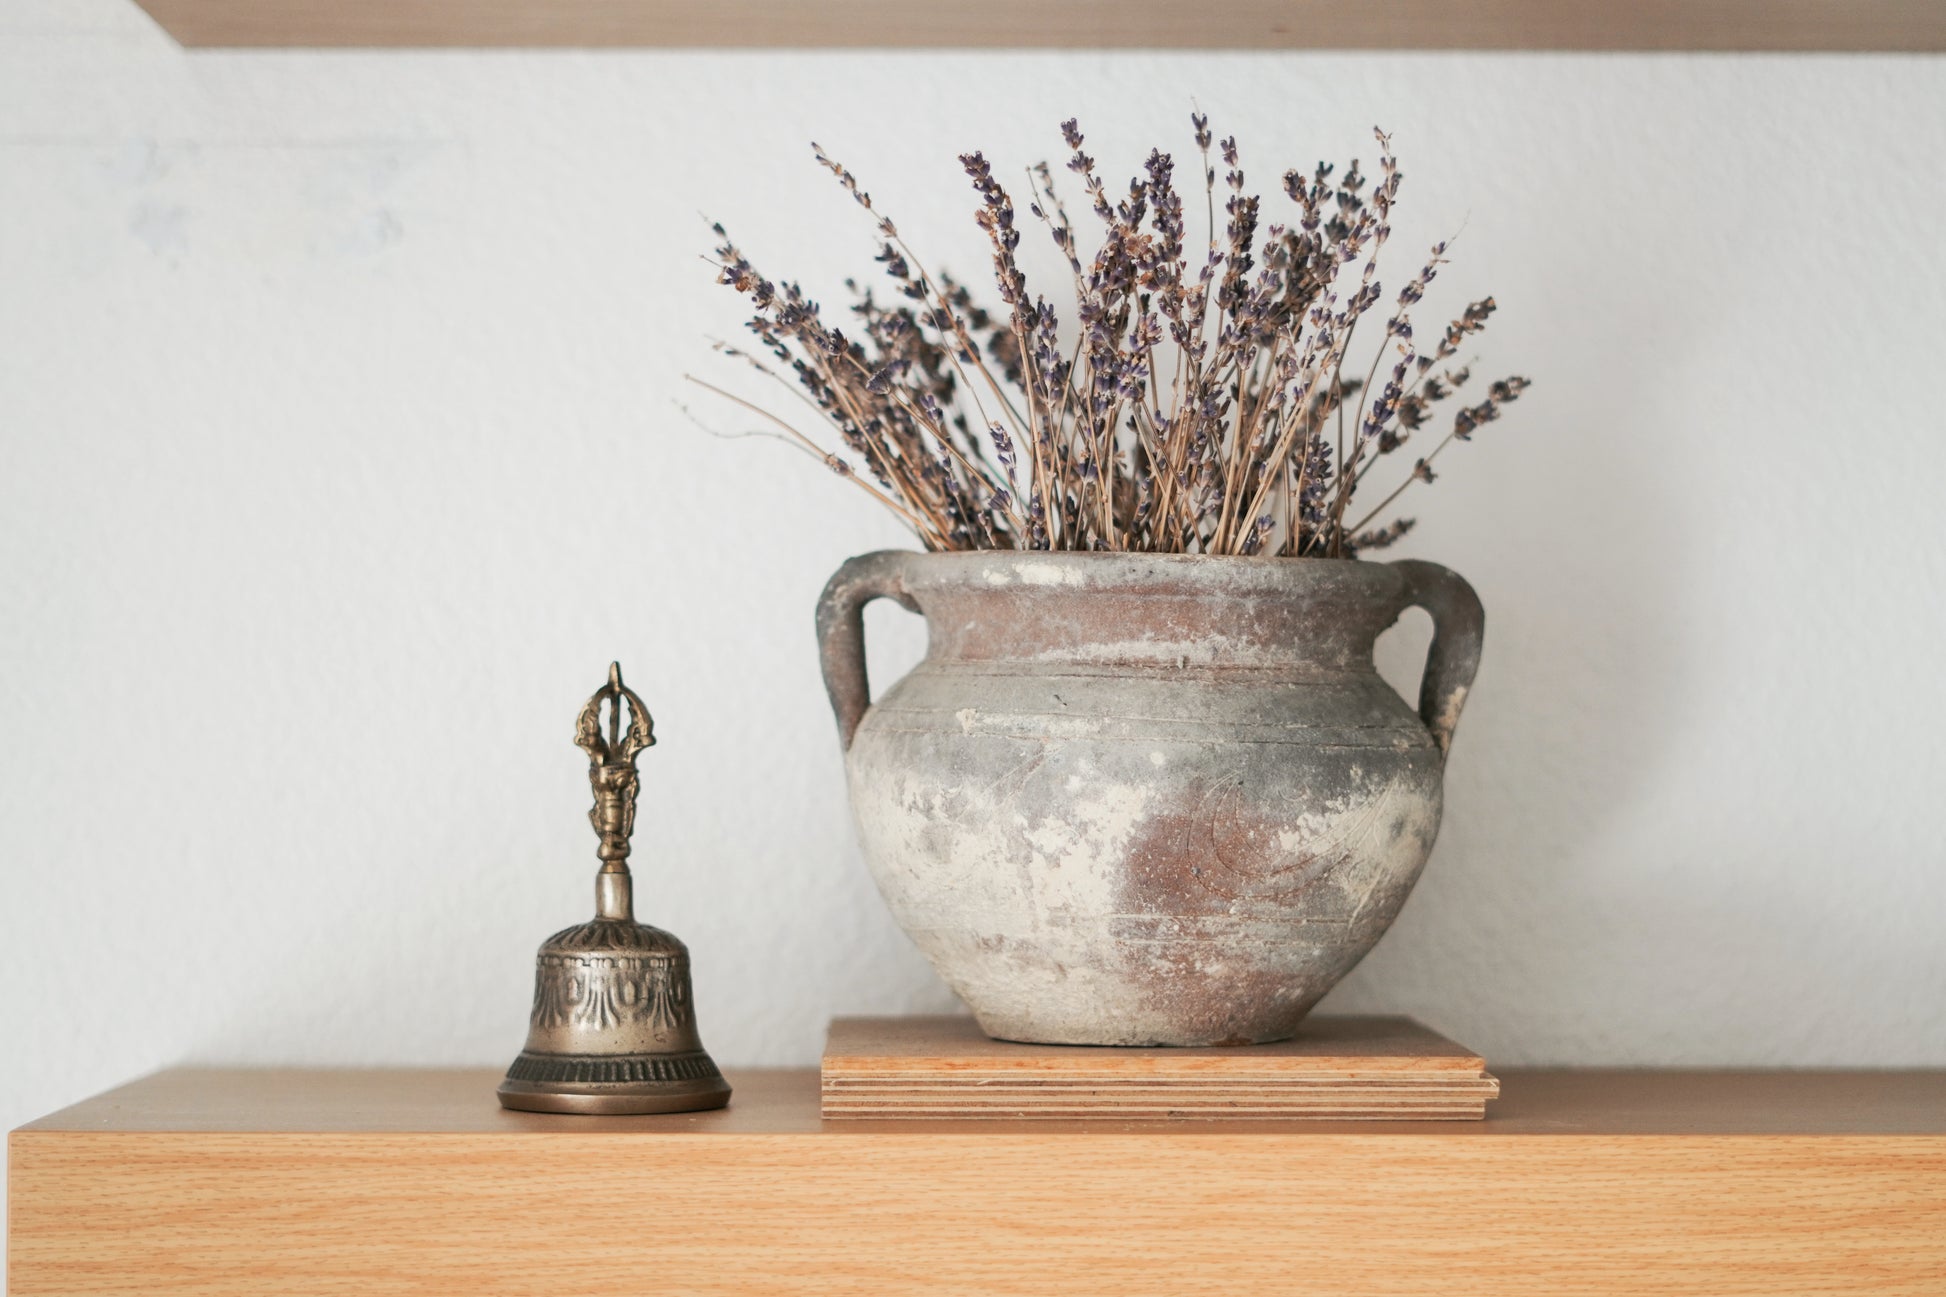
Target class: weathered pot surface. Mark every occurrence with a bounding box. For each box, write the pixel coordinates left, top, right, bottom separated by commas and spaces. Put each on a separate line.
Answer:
816, 551, 1483, 1046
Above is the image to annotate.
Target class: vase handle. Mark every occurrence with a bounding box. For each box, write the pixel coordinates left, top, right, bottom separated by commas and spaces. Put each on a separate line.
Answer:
815, 551, 921, 752
1388, 560, 1485, 759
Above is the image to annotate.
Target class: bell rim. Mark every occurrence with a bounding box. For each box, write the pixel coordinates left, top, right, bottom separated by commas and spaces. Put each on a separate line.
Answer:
496, 1074, 731, 1115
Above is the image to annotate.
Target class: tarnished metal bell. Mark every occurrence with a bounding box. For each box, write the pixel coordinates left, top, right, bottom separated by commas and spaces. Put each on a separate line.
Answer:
497, 663, 731, 1115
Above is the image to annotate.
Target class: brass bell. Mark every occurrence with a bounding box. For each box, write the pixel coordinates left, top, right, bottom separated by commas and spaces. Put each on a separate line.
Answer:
497, 663, 731, 1115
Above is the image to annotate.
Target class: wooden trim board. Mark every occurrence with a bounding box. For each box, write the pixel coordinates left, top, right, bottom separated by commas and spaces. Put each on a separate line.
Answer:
822, 1014, 1500, 1119
10, 1067, 1946, 1295
128, 0, 1946, 51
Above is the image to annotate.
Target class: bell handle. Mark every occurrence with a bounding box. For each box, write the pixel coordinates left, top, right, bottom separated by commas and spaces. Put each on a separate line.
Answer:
1388, 559, 1485, 759
815, 551, 920, 752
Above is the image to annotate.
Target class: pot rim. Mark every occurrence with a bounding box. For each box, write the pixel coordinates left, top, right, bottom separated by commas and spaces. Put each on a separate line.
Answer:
902, 549, 1371, 564
875, 548, 1414, 600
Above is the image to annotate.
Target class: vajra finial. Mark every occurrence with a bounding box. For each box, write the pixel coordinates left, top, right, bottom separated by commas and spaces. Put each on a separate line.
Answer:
573, 662, 655, 918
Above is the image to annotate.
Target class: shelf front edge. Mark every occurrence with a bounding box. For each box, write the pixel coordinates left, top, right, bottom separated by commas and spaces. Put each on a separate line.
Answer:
12, 1068, 1946, 1296
128, 0, 1946, 51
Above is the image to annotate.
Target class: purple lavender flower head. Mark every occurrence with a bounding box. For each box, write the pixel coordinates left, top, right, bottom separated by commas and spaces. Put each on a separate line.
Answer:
701, 118, 1524, 556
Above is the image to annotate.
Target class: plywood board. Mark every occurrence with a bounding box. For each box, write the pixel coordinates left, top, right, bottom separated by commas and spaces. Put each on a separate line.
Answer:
822, 1014, 1499, 1118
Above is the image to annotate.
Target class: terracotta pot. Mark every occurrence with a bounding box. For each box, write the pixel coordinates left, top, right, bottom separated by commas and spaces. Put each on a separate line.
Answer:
816, 551, 1483, 1046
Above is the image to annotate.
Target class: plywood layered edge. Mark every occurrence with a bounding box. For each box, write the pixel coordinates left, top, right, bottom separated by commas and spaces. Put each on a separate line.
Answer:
820, 1014, 1500, 1119
128, 0, 1946, 51
10, 1067, 1946, 1295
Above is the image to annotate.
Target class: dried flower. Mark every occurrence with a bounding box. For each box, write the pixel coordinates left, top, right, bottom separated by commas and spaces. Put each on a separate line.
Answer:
695, 118, 1528, 556
1350, 516, 1416, 553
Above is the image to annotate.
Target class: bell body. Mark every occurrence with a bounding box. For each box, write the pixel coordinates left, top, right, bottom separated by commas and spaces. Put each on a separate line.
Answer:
499, 869, 731, 1115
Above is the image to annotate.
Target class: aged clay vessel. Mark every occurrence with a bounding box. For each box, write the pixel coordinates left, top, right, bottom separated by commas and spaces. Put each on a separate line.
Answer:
816, 551, 1483, 1047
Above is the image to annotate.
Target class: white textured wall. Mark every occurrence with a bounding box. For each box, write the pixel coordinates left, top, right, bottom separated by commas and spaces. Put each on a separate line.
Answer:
5, 0, 1945, 1246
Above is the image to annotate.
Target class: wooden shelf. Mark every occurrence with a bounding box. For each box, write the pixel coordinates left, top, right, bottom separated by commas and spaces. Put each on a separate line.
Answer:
128, 0, 1946, 51
11, 1067, 1946, 1294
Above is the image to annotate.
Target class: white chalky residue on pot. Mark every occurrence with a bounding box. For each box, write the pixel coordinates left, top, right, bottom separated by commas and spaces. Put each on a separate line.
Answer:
1012, 562, 1089, 586
1025, 715, 1108, 741
1020, 776, 1152, 921
1042, 634, 1260, 667
1316, 776, 1439, 922
1274, 774, 1414, 864
1276, 783, 1370, 853
864, 750, 1136, 901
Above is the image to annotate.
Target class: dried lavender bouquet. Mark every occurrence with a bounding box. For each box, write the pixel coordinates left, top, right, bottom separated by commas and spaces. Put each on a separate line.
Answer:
696, 115, 1528, 557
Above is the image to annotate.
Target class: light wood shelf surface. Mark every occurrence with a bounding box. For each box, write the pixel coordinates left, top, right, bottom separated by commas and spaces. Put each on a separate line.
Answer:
11, 1066, 1946, 1295
17, 1063, 1946, 1134
129, 0, 1946, 51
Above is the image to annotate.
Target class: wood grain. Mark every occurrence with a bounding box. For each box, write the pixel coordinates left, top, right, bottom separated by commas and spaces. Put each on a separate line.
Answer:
128, 0, 1946, 50
11, 1067, 1946, 1294
822, 1015, 1499, 1119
